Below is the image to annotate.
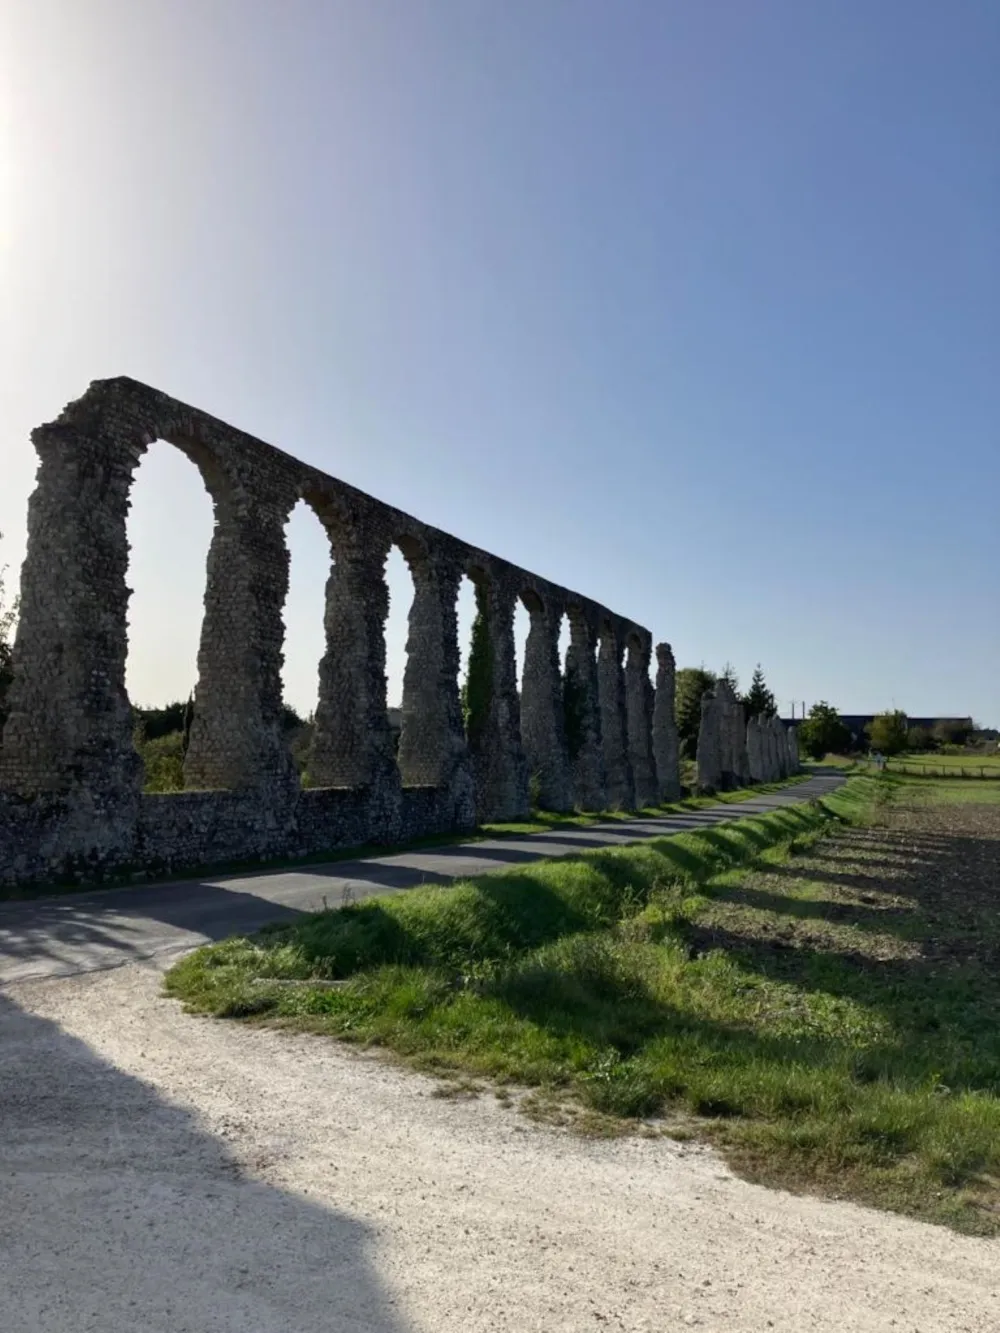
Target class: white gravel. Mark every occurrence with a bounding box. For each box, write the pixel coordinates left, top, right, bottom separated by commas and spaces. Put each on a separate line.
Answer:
2, 962, 997, 1332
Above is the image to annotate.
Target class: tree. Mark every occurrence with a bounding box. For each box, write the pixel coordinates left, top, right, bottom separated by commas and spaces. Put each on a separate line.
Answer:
797, 701, 851, 760
461, 582, 493, 746
675, 666, 717, 759
906, 725, 934, 752
933, 718, 972, 748
867, 710, 908, 756
719, 662, 739, 692
742, 664, 776, 720
0, 532, 18, 733
133, 700, 188, 741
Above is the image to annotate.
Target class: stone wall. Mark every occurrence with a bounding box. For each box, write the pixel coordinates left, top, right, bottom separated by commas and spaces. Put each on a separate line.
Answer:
695, 690, 723, 793
0, 377, 664, 888
695, 682, 750, 793
698, 698, 801, 793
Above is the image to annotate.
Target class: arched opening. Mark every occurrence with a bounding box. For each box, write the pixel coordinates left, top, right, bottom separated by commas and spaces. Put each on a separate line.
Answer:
512, 596, 531, 697
383, 543, 417, 756
125, 439, 215, 792
281, 498, 331, 786
557, 611, 571, 681
455, 571, 480, 742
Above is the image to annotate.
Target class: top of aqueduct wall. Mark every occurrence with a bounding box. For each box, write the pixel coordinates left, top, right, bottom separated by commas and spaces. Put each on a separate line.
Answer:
41, 375, 652, 653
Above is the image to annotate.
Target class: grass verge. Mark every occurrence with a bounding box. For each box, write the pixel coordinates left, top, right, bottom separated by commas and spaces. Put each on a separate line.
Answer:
165, 770, 1000, 1233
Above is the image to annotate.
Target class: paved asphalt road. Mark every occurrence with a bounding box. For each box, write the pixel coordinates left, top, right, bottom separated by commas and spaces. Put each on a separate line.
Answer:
0, 773, 844, 985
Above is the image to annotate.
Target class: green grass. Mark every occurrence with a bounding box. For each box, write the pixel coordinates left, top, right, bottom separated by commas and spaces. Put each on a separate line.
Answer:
803, 753, 858, 769
897, 778, 1000, 806
887, 751, 1000, 780
891, 750, 1000, 768
167, 771, 1000, 1233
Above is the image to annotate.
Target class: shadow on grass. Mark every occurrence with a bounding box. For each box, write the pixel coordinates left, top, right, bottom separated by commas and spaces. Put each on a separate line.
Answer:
677, 823, 1000, 1094
267, 872, 600, 977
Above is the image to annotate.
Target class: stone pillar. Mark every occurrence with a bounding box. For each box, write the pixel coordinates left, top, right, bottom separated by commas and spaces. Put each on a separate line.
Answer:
730, 694, 751, 786
625, 636, 658, 808
747, 716, 766, 783
184, 493, 299, 797
308, 524, 400, 832
775, 718, 790, 780
714, 680, 742, 789
598, 625, 635, 809
759, 718, 773, 781
652, 642, 681, 802
519, 598, 572, 812
786, 725, 800, 775
696, 689, 723, 793
767, 717, 785, 781
764, 717, 776, 780
467, 575, 529, 823
397, 552, 475, 825
0, 422, 141, 809
564, 610, 606, 810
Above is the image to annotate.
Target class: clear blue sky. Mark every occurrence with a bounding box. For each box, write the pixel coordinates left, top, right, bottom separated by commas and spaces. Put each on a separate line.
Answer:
1, 0, 997, 725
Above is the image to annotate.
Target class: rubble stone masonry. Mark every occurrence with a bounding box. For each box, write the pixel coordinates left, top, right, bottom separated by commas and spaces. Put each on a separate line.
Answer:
0, 378, 666, 886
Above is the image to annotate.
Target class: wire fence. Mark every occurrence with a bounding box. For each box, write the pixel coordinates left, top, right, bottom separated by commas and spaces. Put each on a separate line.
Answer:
885, 762, 1000, 781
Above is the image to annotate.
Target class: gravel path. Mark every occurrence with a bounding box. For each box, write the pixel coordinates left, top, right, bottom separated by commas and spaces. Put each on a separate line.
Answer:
2, 961, 996, 1332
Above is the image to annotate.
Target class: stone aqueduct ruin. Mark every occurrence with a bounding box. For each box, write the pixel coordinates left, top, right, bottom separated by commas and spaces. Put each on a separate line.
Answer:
0, 378, 661, 885
0, 378, 796, 888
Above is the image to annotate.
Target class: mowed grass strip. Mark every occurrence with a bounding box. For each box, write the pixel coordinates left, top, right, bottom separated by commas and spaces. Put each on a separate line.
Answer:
886, 750, 1000, 782
889, 750, 1000, 770
166, 774, 1000, 1234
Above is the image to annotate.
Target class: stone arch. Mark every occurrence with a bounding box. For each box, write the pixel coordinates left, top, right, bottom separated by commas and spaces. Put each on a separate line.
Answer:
457, 560, 528, 821
387, 535, 473, 815
304, 497, 398, 825
385, 531, 434, 786
176, 443, 298, 795
124, 437, 219, 792
0, 408, 250, 800
0, 375, 661, 885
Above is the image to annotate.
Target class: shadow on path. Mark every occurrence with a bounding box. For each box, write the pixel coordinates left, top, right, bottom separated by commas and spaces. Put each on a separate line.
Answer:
0, 989, 410, 1332
0, 775, 844, 984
